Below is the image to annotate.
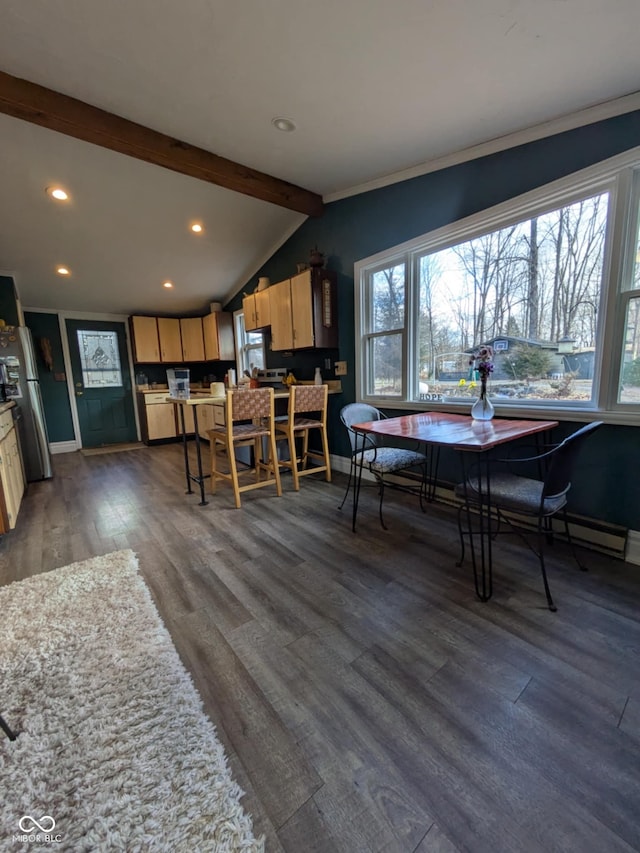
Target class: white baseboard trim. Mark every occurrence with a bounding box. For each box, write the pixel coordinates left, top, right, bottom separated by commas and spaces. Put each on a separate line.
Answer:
626, 530, 640, 565
50, 440, 79, 455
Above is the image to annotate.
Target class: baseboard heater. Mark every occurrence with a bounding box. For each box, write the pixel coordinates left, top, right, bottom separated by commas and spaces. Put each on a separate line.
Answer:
384, 470, 628, 560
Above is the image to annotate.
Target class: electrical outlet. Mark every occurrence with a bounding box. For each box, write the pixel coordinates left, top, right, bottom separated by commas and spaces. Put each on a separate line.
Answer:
324, 357, 331, 370
335, 361, 347, 376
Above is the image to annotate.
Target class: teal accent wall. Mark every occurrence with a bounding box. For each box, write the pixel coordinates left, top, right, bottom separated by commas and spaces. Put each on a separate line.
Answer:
226, 110, 640, 531
24, 311, 75, 443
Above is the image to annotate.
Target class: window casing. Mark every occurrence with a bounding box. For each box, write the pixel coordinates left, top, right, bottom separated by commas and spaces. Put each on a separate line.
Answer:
355, 147, 640, 424
234, 310, 265, 377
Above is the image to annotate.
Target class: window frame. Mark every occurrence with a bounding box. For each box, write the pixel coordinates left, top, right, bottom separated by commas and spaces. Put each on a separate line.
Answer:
354, 145, 640, 425
233, 309, 265, 377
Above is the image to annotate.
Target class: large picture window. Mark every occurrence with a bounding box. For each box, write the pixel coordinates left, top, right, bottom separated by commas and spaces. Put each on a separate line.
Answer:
355, 148, 640, 422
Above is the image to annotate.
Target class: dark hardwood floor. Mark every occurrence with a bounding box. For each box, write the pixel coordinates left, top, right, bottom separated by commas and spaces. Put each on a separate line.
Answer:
1, 444, 639, 852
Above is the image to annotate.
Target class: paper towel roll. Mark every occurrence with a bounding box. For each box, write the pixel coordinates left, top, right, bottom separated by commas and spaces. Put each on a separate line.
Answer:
210, 382, 225, 397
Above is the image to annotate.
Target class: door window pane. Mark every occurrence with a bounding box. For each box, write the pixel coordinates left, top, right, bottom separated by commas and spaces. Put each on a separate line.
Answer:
77, 330, 123, 388
619, 296, 640, 403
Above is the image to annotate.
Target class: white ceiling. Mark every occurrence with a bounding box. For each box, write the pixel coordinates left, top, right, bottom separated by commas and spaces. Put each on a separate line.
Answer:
0, 0, 639, 317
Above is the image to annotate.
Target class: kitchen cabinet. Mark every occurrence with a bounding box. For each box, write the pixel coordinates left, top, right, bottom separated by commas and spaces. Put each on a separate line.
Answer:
130, 316, 160, 362
131, 312, 234, 364
180, 317, 205, 362
203, 311, 235, 361
0, 407, 24, 532
243, 290, 271, 331
139, 392, 177, 443
269, 279, 294, 351
270, 268, 338, 351
157, 318, 183, 362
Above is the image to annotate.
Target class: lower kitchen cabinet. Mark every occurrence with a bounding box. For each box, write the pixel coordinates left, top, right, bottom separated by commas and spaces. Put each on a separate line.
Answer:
139, 392, 177, 443
0, 408, 25, 533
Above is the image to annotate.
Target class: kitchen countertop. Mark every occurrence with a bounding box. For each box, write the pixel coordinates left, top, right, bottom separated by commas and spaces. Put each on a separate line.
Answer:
166, 383, 342, 405
0, 400, 16, 415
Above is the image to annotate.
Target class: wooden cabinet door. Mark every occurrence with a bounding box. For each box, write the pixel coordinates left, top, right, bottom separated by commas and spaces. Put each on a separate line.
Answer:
269, 279, 293, 351
131, 316, 160, 362
196, 403, 215, 439
157, 318, 183, 362
203, 312, 235, 360
203, 313, 220, 360
146, 403, 177, 439
0, 428, 22, 530
243, 295, 257, 331
255, 289, 271, 328
180, 317, 205, 362
290, 270, 314, 348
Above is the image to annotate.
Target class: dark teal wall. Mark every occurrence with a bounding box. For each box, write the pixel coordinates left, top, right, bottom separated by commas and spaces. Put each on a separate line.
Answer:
24, 312, 75, 443
227, 111, 640, 531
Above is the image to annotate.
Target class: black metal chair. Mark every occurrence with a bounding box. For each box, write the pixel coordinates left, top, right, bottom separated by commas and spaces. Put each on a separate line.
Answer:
455, 421, 603, 611
338, 403, 430, 530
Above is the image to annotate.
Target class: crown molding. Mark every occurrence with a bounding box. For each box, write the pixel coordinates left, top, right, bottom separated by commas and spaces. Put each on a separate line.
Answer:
324, 91, 640, 203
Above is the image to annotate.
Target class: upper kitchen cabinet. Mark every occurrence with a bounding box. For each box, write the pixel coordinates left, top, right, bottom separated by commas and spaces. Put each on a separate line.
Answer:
270, 268, 338, 351
269, 278, 294, 351
157, 318, 183, 362
180, 317, 205, 362
130, 316, 160, 362
243, 289, 271, 331
203, 311, 234, 361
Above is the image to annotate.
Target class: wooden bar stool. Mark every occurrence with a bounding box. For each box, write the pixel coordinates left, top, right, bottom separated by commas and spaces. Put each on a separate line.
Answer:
208, 387, 282, 508
275, 384, 331, 490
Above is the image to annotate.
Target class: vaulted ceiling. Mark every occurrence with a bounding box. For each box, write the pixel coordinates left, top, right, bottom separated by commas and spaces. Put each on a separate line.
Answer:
0, 0, 639, 317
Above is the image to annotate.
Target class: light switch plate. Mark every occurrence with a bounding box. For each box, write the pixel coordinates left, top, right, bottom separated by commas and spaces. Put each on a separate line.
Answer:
335, 361, 347, 376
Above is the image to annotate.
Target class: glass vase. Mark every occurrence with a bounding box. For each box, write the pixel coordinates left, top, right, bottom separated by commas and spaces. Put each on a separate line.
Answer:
471, 390, 494, 421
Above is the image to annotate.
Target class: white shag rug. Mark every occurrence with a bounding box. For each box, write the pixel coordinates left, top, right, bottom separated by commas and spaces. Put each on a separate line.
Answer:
0, 550, 264, 852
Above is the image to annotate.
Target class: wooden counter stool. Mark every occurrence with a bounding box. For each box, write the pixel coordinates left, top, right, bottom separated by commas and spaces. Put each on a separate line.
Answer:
208, 387, 282, 508
275, 384, 331, 490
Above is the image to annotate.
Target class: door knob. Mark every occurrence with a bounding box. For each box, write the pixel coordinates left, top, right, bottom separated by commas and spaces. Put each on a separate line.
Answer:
76, 390, 84, 396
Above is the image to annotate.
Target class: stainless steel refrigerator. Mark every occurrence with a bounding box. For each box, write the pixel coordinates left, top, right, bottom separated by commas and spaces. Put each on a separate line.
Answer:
0, 326, 52, 481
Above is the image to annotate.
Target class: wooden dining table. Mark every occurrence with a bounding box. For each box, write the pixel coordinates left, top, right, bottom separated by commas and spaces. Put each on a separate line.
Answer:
352, 411, 558, 602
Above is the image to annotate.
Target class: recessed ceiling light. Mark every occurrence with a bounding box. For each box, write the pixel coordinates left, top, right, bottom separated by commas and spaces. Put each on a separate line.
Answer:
271, 117, 296, 133
163, 281, 174, 289
47, 186, 69, 201
56, 266, 70, 276
190, 222, 203, 234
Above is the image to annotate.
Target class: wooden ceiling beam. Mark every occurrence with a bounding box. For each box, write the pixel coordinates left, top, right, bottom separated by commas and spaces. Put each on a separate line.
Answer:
0, 70, 324, 217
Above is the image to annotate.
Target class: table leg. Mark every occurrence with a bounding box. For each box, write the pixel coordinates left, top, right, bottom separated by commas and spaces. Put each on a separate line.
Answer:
352, 431, 367, 533
460, 451, 493, 602
179, 405, 192, 494
192, 407, 208, 506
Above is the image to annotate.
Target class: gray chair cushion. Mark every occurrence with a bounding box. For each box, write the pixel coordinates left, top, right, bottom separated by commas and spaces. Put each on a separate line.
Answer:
455, 473, 567, 515
361, 447, 425, 475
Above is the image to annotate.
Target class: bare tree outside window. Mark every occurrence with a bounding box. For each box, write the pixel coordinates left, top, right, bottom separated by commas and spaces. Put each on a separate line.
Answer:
415, 193, 608, 402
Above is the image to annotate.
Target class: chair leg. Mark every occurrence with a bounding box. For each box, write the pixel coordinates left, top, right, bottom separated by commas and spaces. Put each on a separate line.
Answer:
338, 456, 355, 510
288, 429, 301, 490
228, 446, 243, 509
267, 431, 283, 496
377, 476, 388, 530
561, 509, 588, 571
320, 426, 332, 482
210, 437, 220, 494
0, 713, 17, 740
456, 503, 467, 567
537, 520, 557, 612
